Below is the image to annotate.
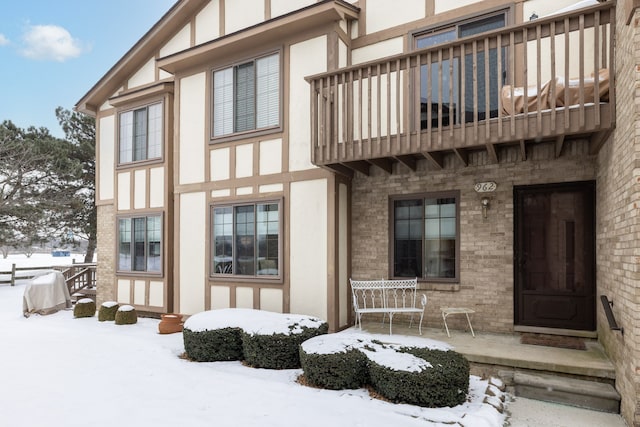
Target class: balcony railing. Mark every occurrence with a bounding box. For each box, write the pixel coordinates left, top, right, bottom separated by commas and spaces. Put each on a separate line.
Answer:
307, 2, 615, 175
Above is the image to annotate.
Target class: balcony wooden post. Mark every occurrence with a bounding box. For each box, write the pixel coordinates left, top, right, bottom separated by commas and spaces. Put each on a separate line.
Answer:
310, 79, 317, 163
305, 3, 615, 173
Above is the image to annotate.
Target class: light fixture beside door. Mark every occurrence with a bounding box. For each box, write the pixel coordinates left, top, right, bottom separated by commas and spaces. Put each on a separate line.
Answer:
474, 181, 496, 219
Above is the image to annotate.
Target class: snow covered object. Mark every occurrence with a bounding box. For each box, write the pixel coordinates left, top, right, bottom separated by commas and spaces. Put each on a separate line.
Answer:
300, 332, 469, 407
73, 298, 96, 318
98, 301, 119, 322
183, 308, 328, 368
115, 305, 138, 325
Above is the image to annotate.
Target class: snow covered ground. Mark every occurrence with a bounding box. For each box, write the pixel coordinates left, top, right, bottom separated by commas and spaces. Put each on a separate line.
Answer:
0, 254, 627, 427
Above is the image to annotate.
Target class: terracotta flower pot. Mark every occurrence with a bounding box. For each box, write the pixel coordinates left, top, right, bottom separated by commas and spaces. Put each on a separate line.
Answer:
158, 313, 184, 334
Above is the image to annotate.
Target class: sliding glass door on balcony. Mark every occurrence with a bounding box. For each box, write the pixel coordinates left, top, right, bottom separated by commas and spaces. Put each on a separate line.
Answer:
416, 12, 506, 129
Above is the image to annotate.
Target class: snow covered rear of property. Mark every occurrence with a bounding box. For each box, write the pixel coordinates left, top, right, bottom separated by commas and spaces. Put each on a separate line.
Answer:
183, 308, 326, 335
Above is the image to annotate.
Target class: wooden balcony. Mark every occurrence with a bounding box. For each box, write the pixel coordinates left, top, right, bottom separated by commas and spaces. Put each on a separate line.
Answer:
307, 2, 615, 176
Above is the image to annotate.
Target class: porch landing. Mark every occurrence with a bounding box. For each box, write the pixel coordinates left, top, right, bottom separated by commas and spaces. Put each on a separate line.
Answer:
356, 320, 619, 412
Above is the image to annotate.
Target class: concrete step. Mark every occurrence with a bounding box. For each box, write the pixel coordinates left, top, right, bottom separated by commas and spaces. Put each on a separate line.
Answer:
513, 372, 620, 413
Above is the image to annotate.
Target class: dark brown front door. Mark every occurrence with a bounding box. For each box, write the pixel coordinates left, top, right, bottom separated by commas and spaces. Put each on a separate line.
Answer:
514, 182, 595, 331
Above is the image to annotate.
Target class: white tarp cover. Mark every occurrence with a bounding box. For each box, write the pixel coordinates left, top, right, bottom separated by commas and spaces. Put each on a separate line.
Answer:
22, 271, 71, 317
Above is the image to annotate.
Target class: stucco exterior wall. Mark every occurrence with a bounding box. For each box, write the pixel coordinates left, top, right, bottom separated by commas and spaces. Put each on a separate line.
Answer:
178, 72, 206, 185
271, 0, 315, 19
149, 167, 165, 208
289, 35, 327, 172
290, 178, 328, 320
127, 58, 155, 89
160, 23, 191, 57
225, 0, 263, 34
195, 0, 220, 45
97, 115, 115, 201
178, 191, 207, 314
365, 0, 425, 34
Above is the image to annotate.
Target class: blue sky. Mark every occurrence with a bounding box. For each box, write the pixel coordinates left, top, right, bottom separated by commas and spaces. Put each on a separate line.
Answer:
0, 0, 176, 137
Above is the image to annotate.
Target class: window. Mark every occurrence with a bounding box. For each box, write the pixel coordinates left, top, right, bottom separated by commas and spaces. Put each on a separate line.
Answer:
212, 52, 280, 138
212, 200, 281, 278
119, 102, 163, 163
415, 12, 506, 128
118, 215, 162, 273
391, 192, 459, 281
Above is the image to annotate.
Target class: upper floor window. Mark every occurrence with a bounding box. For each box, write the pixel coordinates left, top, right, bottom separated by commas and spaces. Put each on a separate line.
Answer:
118, 214, 162, 274
211, 200, 281, 278
212, 52, 280, 138
415, 12, 506, 128
119, 102, 163, 164
391, 192, 459, 282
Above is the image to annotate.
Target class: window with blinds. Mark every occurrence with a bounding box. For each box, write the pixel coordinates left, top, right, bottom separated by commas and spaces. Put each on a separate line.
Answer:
119, 102, 163, 164
212, 52, 280, 138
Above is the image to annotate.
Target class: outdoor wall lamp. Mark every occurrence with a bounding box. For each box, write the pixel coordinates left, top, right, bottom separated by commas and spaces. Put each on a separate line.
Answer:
481, 197, 490, 219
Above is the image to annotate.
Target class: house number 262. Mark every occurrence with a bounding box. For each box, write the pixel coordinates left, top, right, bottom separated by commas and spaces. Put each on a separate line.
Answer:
474, 182, 497, 193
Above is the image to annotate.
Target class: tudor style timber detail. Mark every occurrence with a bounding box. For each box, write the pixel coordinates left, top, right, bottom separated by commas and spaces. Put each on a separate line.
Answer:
77, 1, 640, 424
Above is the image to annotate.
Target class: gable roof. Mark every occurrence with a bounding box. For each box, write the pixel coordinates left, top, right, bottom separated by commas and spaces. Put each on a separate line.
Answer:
75, 0, 204, 116
76, 0, 359, 116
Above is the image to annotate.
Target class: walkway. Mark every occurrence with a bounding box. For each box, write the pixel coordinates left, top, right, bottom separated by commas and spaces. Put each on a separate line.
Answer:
358, 320, 626, 426
357, 320, 615, 380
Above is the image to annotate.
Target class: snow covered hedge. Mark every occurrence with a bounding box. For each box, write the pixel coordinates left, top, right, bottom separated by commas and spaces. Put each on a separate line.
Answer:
98, 301, 119, 322
73, 298, 96, 318
300, 334, 469, 408
184, 327, 244, 362
115, 305, 137, 325
183, 309, 328, 369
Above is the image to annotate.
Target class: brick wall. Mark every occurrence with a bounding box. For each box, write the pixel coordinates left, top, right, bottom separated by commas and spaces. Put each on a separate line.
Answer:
595, 5, 640, 425
352, 141, 597, 333
96, 204, 115, 307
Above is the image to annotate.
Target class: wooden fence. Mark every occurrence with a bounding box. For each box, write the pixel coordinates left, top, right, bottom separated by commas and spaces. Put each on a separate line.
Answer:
0, 262, 97, 296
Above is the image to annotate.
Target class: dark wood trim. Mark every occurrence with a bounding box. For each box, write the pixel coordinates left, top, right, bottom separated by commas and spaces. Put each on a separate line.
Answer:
388, 190, 461, 283
423, 151, 444, 169
453, 148, 468, 166
394, 154, 418, 170
368, 158, 393, 174
555, 136, 565, 158
209, 197, 285, 283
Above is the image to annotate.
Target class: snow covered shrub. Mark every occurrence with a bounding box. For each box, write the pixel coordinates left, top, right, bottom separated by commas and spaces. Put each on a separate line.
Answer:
183, 327, 244, 362
367, 347, 469, 407
298, 334, 469, 408
299, 335, 369, 389
182, 309, 328, 368
115, 305, 138, 325
73, 298, 96, 318
98, 301, 119, 322
242, 321, 328, 369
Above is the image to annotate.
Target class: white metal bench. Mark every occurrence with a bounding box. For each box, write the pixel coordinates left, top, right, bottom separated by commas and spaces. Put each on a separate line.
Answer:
350, 278, 427, 335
